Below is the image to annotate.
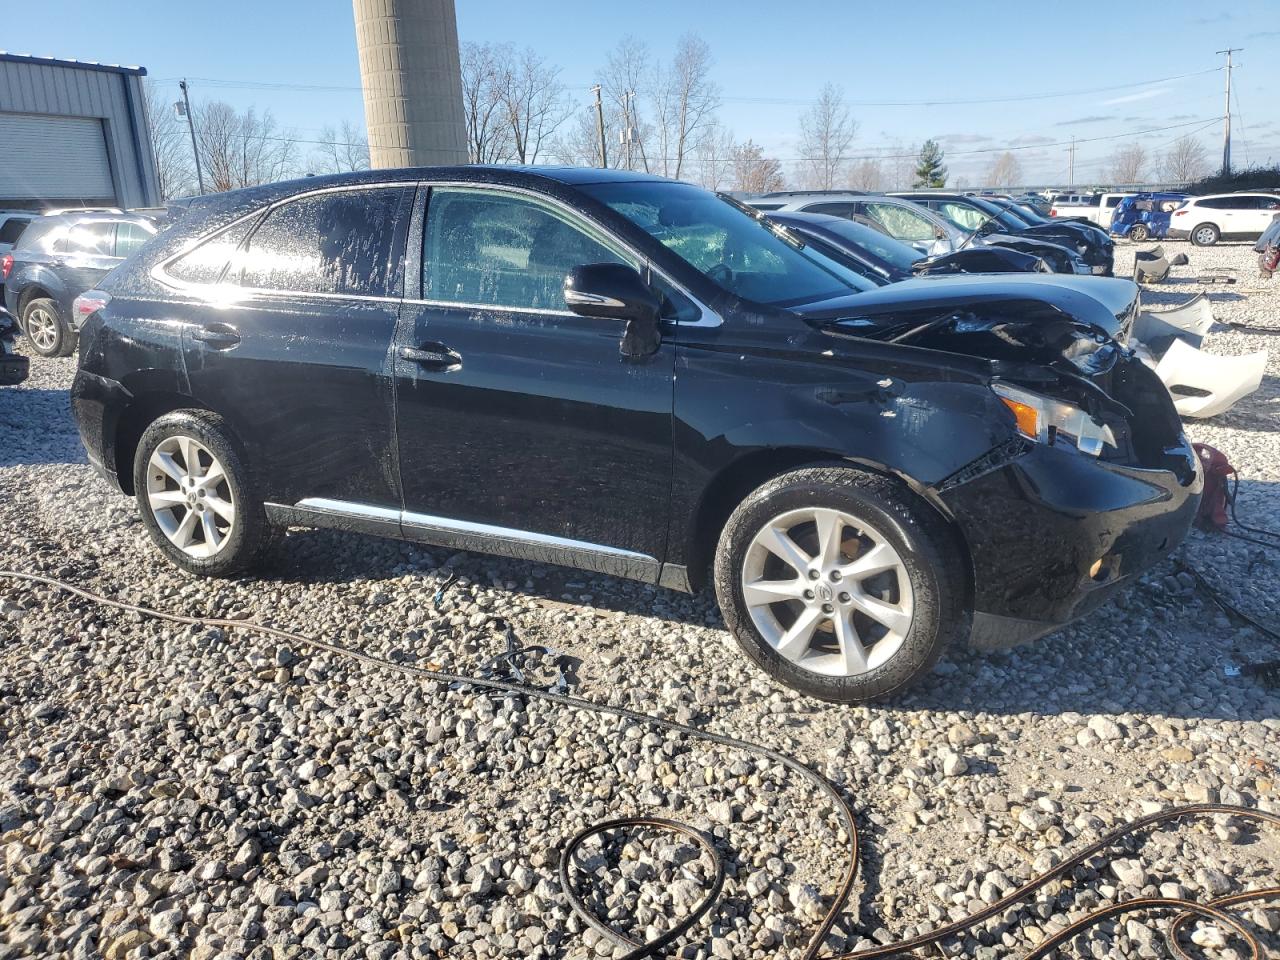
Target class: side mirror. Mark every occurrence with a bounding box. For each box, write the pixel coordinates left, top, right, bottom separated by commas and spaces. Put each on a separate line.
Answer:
563, 263, 663, 358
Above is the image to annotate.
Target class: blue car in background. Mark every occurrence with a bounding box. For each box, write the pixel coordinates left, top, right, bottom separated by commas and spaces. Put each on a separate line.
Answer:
1110, 192, 1188, 242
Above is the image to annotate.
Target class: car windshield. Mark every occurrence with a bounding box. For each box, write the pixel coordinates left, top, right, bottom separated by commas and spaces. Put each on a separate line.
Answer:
816, 218, 923, 272
581, 180, 876, 306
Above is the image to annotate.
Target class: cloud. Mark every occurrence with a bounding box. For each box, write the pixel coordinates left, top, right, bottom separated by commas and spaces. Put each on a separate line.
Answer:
1167, 114, 1198, 121
1248, 30, 1280, 38
1102, 86, 1171, 106
1011, 135, 1055, 146
936, 133, 994, 144
1194, 12, 1231, 23
1054, 115, 1115, 126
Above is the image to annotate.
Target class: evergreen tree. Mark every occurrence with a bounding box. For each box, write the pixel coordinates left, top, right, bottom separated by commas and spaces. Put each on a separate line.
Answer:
914, 139, 947, 188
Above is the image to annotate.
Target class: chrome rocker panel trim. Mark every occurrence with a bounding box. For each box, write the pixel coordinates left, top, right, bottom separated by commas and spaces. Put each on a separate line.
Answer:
265, 498, 663, 584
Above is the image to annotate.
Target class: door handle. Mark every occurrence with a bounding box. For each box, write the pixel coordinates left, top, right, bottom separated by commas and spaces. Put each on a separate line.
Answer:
399, 343, 461, 370
192, 323, 241, 349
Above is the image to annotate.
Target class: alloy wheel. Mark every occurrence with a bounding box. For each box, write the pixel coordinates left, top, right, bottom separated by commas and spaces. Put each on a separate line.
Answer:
741, 507, 914, 677
1193, 226, 1216, 245
25, 306, 58, 353
145, 435, 236, 558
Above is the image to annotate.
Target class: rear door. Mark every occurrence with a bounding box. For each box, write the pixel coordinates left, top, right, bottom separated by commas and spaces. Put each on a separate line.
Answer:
181, 184, 413, 509
392, 184, 675, 577
1240, 195, 1280, 236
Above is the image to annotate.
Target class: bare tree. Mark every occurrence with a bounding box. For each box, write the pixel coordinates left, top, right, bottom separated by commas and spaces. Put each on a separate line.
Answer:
195, 101, 297, 193
732, 140, 785, 193
310, 120, 369, 174
461, 42, 514, 163
142, 81, 194, 199
651, 34, 720, 180
847, 157, 885, 191
798, 84, 856, 190
500, 47, 572, 165
886, 143, 918, 191
986, 151, 1023, 188
1108, 143, 1148, 184
694, 122, 736, 190
550, 108, 607, 167
1160, 135, 1209, 182
600, 36, 653, 172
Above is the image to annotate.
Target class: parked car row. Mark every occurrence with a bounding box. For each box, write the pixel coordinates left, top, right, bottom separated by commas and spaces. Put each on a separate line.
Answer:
748, 190, 1114, 276
57, 165, 1202, 704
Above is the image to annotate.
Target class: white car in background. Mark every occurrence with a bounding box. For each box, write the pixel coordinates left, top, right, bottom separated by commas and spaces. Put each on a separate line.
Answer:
1167, 192, 1280, 246
1049, 193, 1134, 230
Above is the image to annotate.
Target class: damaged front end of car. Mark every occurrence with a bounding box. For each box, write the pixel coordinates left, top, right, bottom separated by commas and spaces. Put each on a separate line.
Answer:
799, 277, 1201, 650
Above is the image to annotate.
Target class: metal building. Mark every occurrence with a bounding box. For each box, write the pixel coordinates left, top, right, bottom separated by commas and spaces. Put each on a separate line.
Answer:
352, 0, 467, 168
0, 52, 160, 211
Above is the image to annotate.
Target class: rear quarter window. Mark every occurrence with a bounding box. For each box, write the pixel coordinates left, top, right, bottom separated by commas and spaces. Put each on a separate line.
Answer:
163, 219, 258, 286
0, 218, 30, 245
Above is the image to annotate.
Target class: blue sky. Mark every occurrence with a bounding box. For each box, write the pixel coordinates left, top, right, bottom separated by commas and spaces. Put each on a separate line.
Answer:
5, 0, 1278, 185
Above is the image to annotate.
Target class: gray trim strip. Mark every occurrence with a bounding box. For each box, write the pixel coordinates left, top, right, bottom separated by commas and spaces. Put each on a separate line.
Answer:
287, 497, 661, 583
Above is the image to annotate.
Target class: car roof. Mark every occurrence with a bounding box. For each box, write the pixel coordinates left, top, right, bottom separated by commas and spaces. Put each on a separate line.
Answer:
34, 211, 157, 226
1193, 191, 1280, 199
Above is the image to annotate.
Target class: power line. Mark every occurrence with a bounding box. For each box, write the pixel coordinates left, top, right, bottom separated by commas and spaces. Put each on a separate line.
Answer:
152, 66, 1221, 109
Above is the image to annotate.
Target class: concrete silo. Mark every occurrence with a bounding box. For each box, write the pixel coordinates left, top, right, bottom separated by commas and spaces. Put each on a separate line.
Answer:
351, 0, 468, 168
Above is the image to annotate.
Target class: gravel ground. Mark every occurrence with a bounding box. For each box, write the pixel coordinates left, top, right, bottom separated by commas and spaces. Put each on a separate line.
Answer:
1, 241, 1279, 960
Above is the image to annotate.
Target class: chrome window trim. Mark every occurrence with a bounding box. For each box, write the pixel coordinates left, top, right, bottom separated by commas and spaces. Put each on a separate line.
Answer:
148, 177, 723, 328
401, 297, 578, 318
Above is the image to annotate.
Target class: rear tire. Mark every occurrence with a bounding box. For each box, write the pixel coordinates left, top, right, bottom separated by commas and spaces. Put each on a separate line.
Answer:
713, 465, 965, 703
22, 297, 73, 358
1191, 223, 1219, 247
133, 410, 275, 578
1129, 224, 1150, 242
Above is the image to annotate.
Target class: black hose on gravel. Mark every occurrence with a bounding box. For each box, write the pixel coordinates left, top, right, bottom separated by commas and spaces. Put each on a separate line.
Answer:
2, 569, 1278, 960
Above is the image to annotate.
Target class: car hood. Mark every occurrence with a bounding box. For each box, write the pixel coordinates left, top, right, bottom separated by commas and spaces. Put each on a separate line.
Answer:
792, 273, 1139, 342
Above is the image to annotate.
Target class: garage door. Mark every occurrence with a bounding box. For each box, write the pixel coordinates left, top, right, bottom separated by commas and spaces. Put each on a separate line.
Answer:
0, 112, 116, 202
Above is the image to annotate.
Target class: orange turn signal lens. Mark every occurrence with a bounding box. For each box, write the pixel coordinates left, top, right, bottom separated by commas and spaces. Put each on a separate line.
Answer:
999, 396, 1039, 439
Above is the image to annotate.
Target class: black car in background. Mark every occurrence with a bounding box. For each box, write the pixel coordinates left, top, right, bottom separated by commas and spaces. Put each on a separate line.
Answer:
71, 166, 1198, 702
2, 212, 158, 357
0, 310, 28, 386
892, 192, 1115, 276
763, 211, 1049, 282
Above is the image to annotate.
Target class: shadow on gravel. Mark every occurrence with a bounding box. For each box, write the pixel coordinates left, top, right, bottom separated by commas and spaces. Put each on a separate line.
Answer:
263, 479, 1280, 725
0, 387, 85, 467
1200, 374, 1280, 435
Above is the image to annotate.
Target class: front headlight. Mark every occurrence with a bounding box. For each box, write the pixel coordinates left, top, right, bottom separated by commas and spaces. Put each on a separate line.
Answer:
992, 383, 1117, 457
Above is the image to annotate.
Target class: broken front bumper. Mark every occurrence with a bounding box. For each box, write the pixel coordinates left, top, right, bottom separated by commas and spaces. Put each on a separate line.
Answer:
941, 437, 1201, 650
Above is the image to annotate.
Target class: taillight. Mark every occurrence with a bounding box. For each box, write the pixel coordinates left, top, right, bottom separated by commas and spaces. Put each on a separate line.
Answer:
73, 290, 111, 321
1049, 209, 1058, 217
0, 253, 11, 281
1172, 209, 1187, 217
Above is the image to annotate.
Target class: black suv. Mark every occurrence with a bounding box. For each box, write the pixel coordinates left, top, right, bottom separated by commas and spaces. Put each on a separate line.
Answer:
72, 167, 1200, 702
2, 212, 158, 357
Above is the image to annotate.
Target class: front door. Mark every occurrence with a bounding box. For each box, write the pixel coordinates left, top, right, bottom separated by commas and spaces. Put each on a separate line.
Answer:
181, 184, 413, 509
393, 184, 675, 579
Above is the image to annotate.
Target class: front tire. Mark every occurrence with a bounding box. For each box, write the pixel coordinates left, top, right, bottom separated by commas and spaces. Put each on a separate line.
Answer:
133, 410, 274, 578
1191, 223, 1220, 247
713, 466, 965, 703
22, 297, 74, 358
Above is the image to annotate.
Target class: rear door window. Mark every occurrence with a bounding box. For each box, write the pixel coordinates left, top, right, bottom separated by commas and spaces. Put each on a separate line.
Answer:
58, 221, 115, 256
803, 202, 858, 219
239, 187, 411, 296
864, 201, 938, 241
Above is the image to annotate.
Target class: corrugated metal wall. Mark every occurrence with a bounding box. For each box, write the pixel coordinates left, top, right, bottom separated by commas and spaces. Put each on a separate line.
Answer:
0, 58, 159, 208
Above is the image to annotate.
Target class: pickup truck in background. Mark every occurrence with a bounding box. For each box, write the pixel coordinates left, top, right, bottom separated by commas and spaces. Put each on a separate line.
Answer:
1049, 193, 1135, 230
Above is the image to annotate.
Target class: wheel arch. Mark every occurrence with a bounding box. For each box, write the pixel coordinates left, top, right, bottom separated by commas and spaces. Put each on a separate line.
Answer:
681, 447, 975, 609
17, 284, 56, 322
113, 391, 212, 495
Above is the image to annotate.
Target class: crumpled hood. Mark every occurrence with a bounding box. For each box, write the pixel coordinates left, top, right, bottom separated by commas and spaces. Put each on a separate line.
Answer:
792, 273, 1140, 343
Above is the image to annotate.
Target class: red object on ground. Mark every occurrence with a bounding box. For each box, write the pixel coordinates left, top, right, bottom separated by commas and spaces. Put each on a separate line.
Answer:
1193, 443, 1234, 531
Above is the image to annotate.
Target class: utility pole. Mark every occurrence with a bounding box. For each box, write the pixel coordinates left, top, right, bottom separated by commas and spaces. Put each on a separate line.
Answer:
178, 79, 205, 195
1067, 137, 1075, 189
1216, 47, 1242, 175
591, 84, 608, 169
620, 90, 635, 171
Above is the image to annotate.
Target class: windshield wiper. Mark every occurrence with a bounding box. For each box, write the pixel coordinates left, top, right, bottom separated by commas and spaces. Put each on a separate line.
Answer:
717, 192, 807, 250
